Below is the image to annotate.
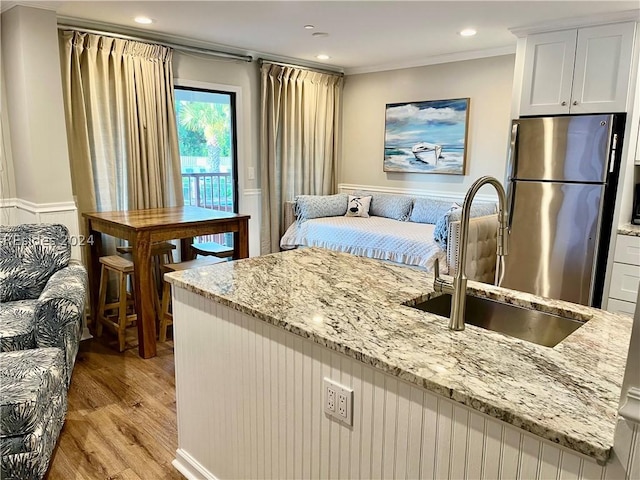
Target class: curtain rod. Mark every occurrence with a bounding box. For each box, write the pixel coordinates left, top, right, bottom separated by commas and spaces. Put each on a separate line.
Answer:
57, 24, 253, 63
258, 59, 344, 77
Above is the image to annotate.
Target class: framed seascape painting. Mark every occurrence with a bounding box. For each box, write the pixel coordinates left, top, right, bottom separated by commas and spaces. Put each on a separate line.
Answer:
383, 98, 470, 175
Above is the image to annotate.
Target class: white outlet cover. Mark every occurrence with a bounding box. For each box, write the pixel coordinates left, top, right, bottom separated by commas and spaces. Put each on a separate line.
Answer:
323, 377, 353, 426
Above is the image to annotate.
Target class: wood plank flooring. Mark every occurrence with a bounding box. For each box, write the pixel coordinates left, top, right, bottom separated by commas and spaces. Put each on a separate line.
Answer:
46, 336, 184, 479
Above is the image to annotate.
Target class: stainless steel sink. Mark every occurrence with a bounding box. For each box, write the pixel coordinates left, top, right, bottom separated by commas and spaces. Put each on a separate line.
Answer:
411, 293, 585, 347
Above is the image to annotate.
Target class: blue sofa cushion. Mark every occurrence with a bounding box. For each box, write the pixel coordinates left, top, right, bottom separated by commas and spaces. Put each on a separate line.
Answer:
434, 202, 498, 248
355, 192, 414, 221
295, 194, 348, 222
0, 224, 71, 302
0, 301, 37, 352
409, 198, 454, 224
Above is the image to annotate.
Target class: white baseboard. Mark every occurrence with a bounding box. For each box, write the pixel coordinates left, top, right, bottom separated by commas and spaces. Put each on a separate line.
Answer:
338, 183, 498, 203
173, 449, 219, 480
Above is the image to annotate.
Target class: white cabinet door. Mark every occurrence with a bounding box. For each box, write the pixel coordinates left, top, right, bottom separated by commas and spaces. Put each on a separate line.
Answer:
520, 30, 576, 116
570, 22, 636, 114
606, 298, 636, 317
609, 263, 640, 303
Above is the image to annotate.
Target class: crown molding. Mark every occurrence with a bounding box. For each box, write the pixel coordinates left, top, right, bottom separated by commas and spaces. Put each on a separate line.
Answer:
509, 9, 640, 37
344, 45, 516, 76
1, 1, 61, 14
57, 16, 344, 74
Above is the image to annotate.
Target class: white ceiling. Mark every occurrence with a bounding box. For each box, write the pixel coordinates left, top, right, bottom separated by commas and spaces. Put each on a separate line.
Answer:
12, 1, 640, 74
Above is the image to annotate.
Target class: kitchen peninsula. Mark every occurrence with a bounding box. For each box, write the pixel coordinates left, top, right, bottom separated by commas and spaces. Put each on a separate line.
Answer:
167, 248, 635, 480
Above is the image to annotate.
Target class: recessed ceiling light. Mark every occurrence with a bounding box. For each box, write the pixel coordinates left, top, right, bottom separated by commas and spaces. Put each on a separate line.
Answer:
312, 32, 329, 38
134, 16, 154, 25
304, 24, 315, 30
459, 28, 477, 37
316, 54, 330, 60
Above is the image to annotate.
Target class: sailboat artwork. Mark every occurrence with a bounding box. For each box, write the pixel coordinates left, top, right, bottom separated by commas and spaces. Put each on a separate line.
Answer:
384, 98, 469, 175
411, 142, 443, 163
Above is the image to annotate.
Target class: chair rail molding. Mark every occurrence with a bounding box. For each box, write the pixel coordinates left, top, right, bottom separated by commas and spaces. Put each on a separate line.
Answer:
10, 198, 81, 259
338, 183, 498, 204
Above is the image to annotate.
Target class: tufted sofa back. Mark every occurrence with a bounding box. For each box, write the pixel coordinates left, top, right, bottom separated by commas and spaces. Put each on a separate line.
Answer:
0, 224, 71, 302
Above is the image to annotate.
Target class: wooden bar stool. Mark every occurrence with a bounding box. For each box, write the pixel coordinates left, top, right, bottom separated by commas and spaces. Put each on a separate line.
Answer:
96, 255, 137, 352
116, 241, 176, 317
190, 241, 233, 259
159, 257, 226, 342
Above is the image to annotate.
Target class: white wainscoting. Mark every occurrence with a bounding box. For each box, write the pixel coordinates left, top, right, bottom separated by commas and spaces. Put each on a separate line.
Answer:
0, 198, 16, 225
241, 188, 261, 258
2, 198, 81, 259
172, 287, 638, 480
338, 183, 498, 204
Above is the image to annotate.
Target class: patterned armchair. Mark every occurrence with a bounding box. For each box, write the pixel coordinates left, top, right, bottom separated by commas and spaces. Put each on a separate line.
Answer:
0, 224, 88, 479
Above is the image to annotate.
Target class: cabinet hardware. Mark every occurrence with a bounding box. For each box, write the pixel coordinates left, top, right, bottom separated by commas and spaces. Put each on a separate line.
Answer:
561, 101, 567, 106
573, 100, 578, 105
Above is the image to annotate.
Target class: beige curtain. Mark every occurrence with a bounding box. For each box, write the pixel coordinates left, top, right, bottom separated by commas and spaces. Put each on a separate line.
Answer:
260, 63, 343, 254
59, 31, 182, 218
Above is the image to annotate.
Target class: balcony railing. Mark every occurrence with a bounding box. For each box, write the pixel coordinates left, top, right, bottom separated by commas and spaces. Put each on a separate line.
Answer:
182, 172, 235, 245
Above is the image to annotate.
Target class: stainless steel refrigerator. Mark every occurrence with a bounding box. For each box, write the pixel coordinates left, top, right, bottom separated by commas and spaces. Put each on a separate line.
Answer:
502, 113, 626, 307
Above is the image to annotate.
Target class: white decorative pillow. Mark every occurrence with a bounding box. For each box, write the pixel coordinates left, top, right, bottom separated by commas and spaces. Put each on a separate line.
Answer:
345, 195, 372, 218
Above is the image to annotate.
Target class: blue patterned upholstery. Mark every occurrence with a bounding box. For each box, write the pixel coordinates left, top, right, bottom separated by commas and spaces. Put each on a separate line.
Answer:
0, 224, 87, 479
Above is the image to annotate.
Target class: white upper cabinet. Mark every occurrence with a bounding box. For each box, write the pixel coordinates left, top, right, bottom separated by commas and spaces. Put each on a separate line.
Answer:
520, 22, 636, 116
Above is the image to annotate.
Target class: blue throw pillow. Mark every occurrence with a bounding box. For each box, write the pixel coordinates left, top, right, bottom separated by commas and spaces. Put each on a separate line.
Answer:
409, 198, 454, 224
295, 194, 348, 222
433, 202, 498, 248
354, 192, 414, 221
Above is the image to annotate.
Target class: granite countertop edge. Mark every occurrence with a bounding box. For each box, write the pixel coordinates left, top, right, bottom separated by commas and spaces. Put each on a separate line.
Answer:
166, 249, 632, 465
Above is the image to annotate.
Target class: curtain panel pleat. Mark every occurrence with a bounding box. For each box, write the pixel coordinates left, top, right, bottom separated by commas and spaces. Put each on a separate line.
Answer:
259, 63, 343, 254
59, 30, 183, 222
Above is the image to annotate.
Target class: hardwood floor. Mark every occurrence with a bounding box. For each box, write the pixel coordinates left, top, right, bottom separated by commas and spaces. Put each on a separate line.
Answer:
47, 336, 184, 479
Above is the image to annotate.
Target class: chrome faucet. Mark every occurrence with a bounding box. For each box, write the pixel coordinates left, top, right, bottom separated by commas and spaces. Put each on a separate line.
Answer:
434, 176, 509, 330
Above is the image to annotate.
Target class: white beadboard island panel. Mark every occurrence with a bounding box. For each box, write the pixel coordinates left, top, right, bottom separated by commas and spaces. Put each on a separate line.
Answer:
171, 286, 638, 480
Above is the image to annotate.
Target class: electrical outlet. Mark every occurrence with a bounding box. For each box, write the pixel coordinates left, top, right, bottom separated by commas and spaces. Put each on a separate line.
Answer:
323, 378, 353, 426
327, 386, 336, 412
338, 392, 348, 418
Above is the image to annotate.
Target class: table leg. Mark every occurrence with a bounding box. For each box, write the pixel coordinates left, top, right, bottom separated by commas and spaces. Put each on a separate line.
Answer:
85, 219, 103, 332
233, 218, 249, 259
131, 232, 157, 359
180, 237, 195, 261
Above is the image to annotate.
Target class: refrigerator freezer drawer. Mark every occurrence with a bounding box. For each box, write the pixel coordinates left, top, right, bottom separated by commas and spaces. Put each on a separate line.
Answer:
609, 263, 640, 303
512, 115, 612, 183
501, 180, 604, 305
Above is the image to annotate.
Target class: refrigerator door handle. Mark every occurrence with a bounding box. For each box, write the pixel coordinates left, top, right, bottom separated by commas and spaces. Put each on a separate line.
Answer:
507, 181, 516, 230
507, 122, 519, 183
609, 133, 618, 174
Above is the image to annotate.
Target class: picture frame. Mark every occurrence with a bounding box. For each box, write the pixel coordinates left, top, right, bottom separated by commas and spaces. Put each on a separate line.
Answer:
383, 98, 470, 175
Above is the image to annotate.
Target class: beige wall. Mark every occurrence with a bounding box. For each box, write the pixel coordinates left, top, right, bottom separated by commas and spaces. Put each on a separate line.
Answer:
340, 55, 516, 194
1, 6, 73, 205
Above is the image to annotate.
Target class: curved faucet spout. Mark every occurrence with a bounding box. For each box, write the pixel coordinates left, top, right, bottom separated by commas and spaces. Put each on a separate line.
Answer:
435, 176, 509, 331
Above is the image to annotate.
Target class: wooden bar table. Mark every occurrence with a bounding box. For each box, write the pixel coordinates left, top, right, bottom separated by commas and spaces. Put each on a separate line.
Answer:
83, 206, 250, 358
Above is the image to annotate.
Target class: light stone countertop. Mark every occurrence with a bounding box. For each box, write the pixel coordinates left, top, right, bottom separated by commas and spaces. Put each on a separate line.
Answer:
618, 223, 640, 236
166, 247, 633, 464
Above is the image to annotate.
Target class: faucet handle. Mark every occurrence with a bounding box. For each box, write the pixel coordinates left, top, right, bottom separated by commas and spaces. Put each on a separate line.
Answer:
434, 257, 440, 279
